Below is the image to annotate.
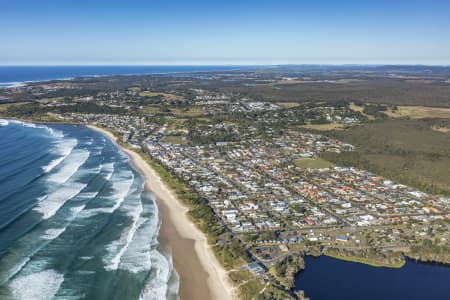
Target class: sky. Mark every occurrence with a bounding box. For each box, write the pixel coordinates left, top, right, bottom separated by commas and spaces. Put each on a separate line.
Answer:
1, 0, 450, 65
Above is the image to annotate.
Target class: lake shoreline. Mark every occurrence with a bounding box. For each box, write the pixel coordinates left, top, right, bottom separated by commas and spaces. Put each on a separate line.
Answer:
323, 252, 406, 268
295, 255, 450, 300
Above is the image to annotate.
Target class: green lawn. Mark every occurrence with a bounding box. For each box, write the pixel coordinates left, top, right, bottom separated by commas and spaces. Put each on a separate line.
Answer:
161, 135, 187, 144
324, 252, 406, 268
229, 270, 253, 284
294, 157, 335, 169
238, 279, 265, 300
140, 105, 160, 114
171, 107, 204, 117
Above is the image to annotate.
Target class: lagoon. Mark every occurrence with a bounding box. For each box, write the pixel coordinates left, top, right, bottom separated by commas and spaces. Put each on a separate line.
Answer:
295, 256, 450, 300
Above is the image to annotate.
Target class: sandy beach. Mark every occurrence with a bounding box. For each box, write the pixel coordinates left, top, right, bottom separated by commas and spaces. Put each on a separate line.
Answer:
88, 125, 233, 300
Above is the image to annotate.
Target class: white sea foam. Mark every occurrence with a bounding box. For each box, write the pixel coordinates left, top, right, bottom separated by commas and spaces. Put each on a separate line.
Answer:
137, 193, 176, 300
42, 138, 78, 173
108, 171, 134, 210
45, 127, 64, 138
42, 157, 66, 174
9, 269, 64, 300
8, 120, 58, 136
80, 170, 134, 218
74, 164, 102, 181
166, 267, 181, 300
76, 270, 95, 275
104, 188, 143, 271
104, 163, 115, 181
89, 164, 102, 175
0, 188, 86, 283
21, 122, 36, 128
34, 182, 87, 220
37, 194, 48, 202
105, 217, 147, 272
9, 120, 31, 127
105, 173, 113, 181
70, 204, 86, 214
42, 228, 66, 240
79, 256, 93, 261
46, 149, 89, 184
118, 197, 160, 274
138, 250, 172, 300
103, 162, 114, 171
77, 209, 102, 219
118, 218, 153, 273
77, 192, 99, 199
0, 257, 30, 285
0, 119, 9, 126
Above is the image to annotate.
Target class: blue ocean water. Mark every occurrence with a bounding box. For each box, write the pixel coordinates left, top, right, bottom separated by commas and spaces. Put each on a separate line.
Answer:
0, 65, 255, 87
0, 120, 177, 300
295, 256, 450, 300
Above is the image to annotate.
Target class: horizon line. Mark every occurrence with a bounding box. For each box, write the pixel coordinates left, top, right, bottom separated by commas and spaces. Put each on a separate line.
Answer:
1, 63, 450, 67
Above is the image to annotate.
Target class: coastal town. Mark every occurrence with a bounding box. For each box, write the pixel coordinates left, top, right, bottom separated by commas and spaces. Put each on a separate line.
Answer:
62, 111, 449, 250
1, 68, 450, 299
3, 0, 450, 299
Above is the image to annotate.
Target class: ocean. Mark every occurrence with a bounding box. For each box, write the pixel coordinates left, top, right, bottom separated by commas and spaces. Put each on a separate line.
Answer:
0, 65, 257, 87
0, 120, 178, 300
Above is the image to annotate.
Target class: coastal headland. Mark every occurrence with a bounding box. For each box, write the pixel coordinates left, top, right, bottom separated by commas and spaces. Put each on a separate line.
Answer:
88, 125, 233, 300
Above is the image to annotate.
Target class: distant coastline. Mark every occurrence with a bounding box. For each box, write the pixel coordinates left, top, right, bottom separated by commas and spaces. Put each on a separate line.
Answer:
0, 65, 261, 88
2, 64, 450, 88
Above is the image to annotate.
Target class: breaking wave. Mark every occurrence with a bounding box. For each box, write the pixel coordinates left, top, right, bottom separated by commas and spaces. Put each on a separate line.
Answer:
0, 120, 177, 300
46, 149, 89, 184
33, 182, 87, 220
139, 250, 172, 300
9, 269, 64, 300
42, 138, 78, 174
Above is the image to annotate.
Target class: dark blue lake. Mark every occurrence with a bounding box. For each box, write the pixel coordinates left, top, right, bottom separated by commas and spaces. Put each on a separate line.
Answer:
295, 256, 450, 300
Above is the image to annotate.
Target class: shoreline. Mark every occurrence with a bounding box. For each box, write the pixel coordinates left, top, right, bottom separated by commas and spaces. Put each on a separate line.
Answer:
88, 125, 233, 300
0, 65, 255, 89
323, 253, 406, 269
